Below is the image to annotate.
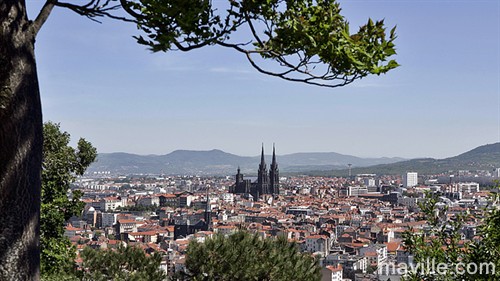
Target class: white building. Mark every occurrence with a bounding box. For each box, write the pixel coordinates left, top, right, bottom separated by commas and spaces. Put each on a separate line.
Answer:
403, 172, 418, 187
347, 186, 368, 197
116, 219, 142, 235
99, 197, 123, 211
137, 196, 160, 206
363, 178, 376, 187
220, 193, 235, 204
457, 182, 480, 193
213, 225, 237, 236
321, 265, 343, 281
359, 244, 388, 265
305, 235, 330, 255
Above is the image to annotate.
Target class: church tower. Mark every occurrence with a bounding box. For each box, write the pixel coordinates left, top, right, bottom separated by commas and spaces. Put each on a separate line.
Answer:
236, 166, 242, 185
231, 145, 278, 199
257, 144, 269, 195
204, 186, 212, 230
269, 144, 280, 195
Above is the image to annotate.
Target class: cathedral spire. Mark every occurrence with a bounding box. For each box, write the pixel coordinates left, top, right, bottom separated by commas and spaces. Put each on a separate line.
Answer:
272, 143, 277, 166
257, 143, 269, 196
269, 143, 279, 196
260, 143, 266, 166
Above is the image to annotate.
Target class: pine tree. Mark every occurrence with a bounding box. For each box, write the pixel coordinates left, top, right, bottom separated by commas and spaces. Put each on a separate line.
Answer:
80, 245, 166, 281
183, 231, 320, 281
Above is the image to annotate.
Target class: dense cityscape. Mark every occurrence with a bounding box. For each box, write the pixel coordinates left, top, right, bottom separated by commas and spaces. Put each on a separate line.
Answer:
65, 146, 500, 281
1, 0, 497, 280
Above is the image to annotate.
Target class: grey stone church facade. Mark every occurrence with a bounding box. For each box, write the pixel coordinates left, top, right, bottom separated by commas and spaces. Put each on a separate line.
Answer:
230, 145, 280, 199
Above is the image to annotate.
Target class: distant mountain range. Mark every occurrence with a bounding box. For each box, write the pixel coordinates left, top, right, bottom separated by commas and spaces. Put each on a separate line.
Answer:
317, 143, 500, 176
87, 143, 500, 176
87, 149, 405, 175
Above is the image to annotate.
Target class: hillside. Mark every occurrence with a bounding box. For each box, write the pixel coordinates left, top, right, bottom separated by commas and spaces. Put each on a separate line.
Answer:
87, 143, 500, 176
87, 149, 404, 175
314, 143, 500, 176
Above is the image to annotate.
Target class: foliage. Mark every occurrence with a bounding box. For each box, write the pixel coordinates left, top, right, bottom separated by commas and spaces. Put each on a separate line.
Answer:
402, 186, 500, 281
79, 245, 166, 281
367, 264, 378, 274
40, 272, 80, 281
41, 122, 97, 277
54, 0, 398, 88
182, 231, 320, 280
131, 0, 398, 87
402, 192, 465, 280
460, 187, 500, 281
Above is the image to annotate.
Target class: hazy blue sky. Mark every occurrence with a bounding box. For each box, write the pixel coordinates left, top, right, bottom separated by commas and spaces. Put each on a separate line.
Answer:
29, 0, 499, 158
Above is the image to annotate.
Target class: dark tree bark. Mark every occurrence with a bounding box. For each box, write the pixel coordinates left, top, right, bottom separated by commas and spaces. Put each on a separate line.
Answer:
0, 1, 45, 280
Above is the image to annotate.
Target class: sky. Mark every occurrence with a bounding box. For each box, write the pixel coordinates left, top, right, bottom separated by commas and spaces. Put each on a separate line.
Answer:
27, 0, 500, 159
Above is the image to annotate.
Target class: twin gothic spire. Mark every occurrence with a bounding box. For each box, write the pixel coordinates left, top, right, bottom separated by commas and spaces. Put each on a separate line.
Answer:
260, 143, 278, 169
232, 144, 280, 197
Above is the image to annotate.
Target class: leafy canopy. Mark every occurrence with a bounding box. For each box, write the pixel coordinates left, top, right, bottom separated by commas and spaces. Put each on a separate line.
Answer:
402, 186, 500, 281
52, 0, 398, 88
41, 122, 97, 276
80, 245, 167, 281
182, 231, 320, 280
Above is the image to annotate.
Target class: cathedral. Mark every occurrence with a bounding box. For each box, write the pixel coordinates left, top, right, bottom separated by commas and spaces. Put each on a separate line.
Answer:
230, 145, 280, 199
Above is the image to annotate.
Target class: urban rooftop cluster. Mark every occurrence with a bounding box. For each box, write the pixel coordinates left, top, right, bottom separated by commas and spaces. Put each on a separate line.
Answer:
66, 158, 500, 281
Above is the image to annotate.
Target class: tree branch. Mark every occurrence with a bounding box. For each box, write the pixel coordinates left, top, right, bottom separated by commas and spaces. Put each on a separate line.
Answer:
53, 0, 136, 23
30, 0, 55, 37
119, 0, 144, 20
172, 40, 212, 52
216, 41, 355, 88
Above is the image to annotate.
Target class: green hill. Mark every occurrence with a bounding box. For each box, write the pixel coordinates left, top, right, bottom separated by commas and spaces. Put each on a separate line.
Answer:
308, 143, 500, 176
88, 150, 404, 175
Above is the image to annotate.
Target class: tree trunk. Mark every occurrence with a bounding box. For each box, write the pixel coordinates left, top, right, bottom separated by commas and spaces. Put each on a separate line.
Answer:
0, 1, 42, 280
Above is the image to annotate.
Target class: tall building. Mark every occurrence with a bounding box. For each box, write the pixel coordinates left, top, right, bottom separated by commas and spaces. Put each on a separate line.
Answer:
257, 145, 270, 195
494, 168, 500, 178
231, 144, 280, 199
403, 172, 418, 188
269, 145, 280, 195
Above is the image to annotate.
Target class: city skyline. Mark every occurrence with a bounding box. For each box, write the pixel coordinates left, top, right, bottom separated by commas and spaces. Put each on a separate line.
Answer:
29, 0, 500, 159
